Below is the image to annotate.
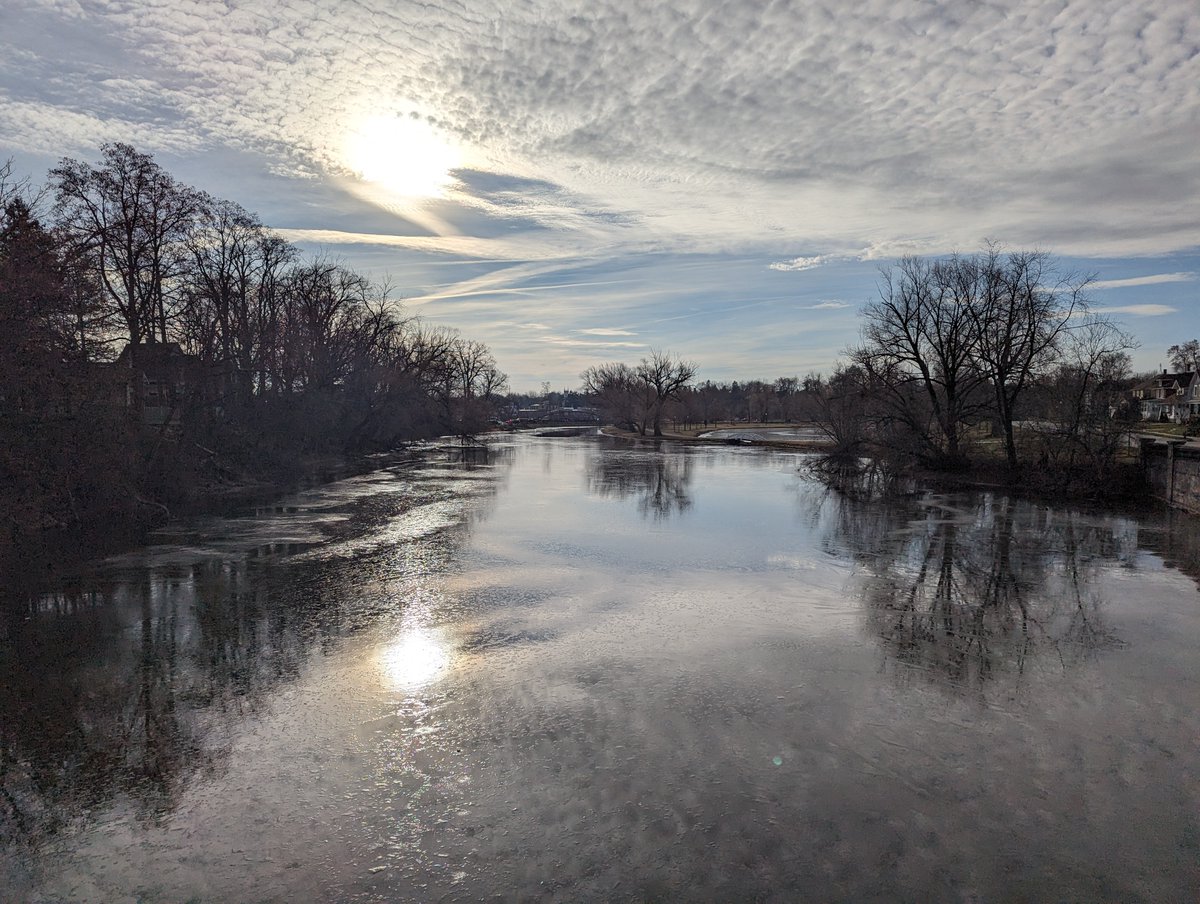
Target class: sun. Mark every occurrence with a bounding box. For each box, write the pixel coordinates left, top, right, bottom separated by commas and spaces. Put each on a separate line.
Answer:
344, 114, 463, 200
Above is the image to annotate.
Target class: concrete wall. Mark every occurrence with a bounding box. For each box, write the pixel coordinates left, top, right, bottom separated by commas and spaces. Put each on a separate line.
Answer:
1143, 440, 1200, 515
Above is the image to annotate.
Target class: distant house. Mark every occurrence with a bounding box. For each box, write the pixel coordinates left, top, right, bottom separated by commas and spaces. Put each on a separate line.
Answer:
113, 342, 243, 428
1131, 370, 1200, 422
114, 341, 192, 427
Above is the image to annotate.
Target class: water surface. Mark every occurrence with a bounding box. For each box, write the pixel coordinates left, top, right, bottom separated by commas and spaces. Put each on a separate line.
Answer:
2, 435, 1198, 902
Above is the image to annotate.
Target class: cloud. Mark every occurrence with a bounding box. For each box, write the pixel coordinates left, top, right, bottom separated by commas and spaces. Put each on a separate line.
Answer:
1091, 304, 1179, 316
5, 0, 1197, 259
575, 328, 635, 336
276, 228, 575, 262
770, 256, 829, 272
537, 335, 644, 349
1091, 272, 1195, 290
805, 301, 852, 310
6, 0, 1200, 386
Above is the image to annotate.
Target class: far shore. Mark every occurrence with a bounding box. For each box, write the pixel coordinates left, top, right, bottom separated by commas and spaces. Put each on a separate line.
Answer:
598, 421, 834, 451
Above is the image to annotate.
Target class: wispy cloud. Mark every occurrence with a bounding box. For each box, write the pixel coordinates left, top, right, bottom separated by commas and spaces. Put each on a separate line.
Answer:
770, 256, 829, 272
1091, 272, 1195, 290
805, 301, 852, 310
277, 228, 575, 262
538, 335, 644, 349
576, 328, 635, 336
1092, 304, 1179, 316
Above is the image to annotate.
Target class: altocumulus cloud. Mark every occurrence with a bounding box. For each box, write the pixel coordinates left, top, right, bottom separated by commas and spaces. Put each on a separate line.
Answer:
4, 0, 1200, 385
3, 0, 1199, 257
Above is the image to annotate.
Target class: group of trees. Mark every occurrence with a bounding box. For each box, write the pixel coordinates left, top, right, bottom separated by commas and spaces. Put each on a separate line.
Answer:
580, 350, 697, 436
824, 249, 1137, 475
1, 145, 505, 540
1167, 340, 1200, 372
576, 248, 1146, 490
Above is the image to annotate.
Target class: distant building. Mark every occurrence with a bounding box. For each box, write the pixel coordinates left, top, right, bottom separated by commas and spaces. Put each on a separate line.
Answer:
113, 342, 244, 428
1131, 370, 1200, 422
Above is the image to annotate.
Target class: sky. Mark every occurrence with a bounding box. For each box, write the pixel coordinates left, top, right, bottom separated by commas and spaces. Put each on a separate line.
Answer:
2, 0, 1198, 390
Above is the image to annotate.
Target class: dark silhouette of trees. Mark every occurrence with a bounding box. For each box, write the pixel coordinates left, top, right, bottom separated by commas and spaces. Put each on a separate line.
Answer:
839, 248, 1134, 479
1167, 339, 1200, 372
806, 365, 872, 456
581, 361, 651, 433
850, 256, 990, 469
967, 248, 1088, 469
0, 147, 509, 545
636, 349, 696, 437
51, 144, 202, 368
1028, 316, 1135, 473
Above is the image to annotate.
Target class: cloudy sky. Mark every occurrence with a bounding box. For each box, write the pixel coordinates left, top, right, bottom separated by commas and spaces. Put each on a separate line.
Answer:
3, 0, 1198, 388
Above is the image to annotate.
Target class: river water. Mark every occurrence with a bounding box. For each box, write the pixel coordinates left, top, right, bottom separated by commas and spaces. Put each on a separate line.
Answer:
2, 434, 1198, 902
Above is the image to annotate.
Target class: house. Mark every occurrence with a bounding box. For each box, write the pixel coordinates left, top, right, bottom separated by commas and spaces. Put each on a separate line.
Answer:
1131, 370, 1200, 422
112, 342, 243, 428
113, 341, 193, 427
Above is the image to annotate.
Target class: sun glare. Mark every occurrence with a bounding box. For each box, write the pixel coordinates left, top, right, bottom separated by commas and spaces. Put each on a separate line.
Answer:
380, 628, 450, 689
344, 114, 463, 200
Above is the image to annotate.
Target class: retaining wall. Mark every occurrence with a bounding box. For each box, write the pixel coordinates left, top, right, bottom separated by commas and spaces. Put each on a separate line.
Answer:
1142, 439, 1200, 515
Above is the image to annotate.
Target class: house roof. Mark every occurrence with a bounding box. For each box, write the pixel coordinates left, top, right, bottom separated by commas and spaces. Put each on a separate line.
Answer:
114, 341, 191, 370
1132, 371, 1197, 393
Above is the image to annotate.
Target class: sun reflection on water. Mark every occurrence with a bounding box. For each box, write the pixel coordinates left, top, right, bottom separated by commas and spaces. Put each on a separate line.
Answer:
380, 627, 450, 690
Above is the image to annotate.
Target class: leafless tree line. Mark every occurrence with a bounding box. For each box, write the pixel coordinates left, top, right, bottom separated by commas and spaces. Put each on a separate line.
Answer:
1, 146, 506, 537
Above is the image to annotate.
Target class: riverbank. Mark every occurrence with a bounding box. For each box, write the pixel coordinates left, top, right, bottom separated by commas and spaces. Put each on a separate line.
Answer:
0, 445, 424, 598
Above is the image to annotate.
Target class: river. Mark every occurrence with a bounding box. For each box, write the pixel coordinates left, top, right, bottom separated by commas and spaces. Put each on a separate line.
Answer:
2, 434, 1198, 902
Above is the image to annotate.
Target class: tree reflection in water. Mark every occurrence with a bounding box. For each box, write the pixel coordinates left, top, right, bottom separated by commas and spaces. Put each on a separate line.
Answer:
815, 467, 1133, 692
586, 446, 694, 520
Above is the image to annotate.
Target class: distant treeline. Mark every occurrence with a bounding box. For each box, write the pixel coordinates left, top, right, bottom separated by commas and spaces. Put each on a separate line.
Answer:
0, 144, 506, 544
577, 249, 1161, 495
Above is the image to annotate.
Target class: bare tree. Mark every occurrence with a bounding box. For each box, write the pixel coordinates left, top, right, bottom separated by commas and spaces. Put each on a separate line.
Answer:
51, 144, 201, 357
276, 259, 373, 392
851, 249, 1092, 470
581, 362, 651, 433
182, 197, 270, 384
850, 256, 988, 468
1167, 339, 1200, 372
1031, 316, 1135, 474
808, 364, 872, 455
635, 349, 697, 437
774, 376, 799, 422
969, 248, 1089, 470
